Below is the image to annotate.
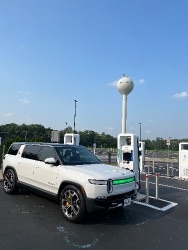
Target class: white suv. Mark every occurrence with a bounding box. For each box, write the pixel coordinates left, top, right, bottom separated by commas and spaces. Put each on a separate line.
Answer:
3, 142, 138, 223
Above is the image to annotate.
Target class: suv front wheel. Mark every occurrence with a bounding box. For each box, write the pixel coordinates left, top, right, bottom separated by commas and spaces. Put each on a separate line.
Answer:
60, 185, 86, 223
3, 169, 19, 194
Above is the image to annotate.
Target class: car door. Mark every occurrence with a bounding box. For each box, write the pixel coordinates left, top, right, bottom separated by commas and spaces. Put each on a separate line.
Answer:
17, 145, 40, 185
33, 146, 59, 194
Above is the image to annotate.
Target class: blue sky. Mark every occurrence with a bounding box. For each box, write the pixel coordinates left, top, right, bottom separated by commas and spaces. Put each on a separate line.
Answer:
0, 0, 188, 140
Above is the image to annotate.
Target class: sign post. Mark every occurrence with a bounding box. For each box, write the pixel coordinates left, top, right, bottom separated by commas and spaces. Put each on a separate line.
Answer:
166, 138, 171, 177
93, 143, 96, 155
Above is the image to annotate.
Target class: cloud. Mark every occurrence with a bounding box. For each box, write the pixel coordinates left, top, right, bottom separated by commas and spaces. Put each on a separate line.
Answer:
18, 90, 31, 104
129, 126, 136, 131
137, 79, 145, 84
19, 98, 30, 104
145, 130, 151, 134
18, 90, 31, 95
173, 91, 188, 99
19, 116, 32, 124
3, 112, 14, 117
107, 80, 118, 87
106, 126, 114, 131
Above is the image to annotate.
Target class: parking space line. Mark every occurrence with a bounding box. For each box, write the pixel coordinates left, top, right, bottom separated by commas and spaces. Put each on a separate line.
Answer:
134, 197, 178, 211
140, 180, 188, 192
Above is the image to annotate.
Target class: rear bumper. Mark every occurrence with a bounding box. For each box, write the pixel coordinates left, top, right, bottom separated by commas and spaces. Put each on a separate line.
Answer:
85, 190, 137, 213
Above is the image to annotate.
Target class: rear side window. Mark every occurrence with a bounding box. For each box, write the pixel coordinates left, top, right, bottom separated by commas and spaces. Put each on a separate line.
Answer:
22, 145, 40, 160
39, 146, 57, 162
7, 144, 22, 155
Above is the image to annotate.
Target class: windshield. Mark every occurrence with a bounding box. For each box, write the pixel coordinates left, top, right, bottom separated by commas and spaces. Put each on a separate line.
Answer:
55, 146, 101, 165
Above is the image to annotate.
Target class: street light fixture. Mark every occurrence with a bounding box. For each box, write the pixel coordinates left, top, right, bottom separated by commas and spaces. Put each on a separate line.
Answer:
74, 100, 78, 133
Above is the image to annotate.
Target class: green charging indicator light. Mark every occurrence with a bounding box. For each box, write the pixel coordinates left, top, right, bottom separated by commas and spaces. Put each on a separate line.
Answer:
112, 177, 135, 185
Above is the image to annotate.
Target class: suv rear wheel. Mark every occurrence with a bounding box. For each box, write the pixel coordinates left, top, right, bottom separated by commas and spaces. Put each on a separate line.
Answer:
3, 169, 18, 194
60, 185, 86, 223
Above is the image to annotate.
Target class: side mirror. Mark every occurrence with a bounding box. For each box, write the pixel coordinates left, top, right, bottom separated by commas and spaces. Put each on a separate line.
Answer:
45, 157, 56, 165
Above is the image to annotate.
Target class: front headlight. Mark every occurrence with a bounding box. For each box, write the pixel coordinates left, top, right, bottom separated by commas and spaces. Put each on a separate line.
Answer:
88, 179, 113, 193
88, 179, 107, 185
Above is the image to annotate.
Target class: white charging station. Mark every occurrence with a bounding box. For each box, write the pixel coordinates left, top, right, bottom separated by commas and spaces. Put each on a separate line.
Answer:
117, 133, 139, 183
139, 141, 145, 172
64, 133, 80, 146
179, 142, 188, 179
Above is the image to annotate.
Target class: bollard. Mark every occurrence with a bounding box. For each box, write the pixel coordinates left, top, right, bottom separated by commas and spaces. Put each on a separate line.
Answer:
167, 162, 169, 177
145, 174, 149, 204
148, 161, 150, 174
108, 151, 111, 164
171, 162, 174, 176
155, 173, 159, 200
152, 160, 155, 174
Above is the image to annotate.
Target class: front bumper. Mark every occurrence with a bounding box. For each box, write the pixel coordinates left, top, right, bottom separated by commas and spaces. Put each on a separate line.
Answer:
85, 190, 137, 213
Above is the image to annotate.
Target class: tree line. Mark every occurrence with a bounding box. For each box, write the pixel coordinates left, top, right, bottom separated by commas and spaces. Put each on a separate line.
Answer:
0, 123, 187, 153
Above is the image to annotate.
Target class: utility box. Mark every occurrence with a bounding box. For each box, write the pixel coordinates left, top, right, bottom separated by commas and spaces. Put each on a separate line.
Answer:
179, 142, 188, 179
51, 130, 60, 143
117, 133, 140, 184
64, 133, 80, 146
139, 141, 145, 172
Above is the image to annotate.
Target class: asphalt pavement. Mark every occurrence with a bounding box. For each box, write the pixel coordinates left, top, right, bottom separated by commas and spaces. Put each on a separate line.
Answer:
0, 172, 188, 250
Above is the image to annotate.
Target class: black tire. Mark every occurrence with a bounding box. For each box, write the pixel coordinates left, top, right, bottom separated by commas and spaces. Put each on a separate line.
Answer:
60, 185, 86, 223
3, 169, 19, 194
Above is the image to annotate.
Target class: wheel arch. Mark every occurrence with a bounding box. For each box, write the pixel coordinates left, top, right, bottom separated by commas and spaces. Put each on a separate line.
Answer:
4, 166, 18, 181
58, 181, 87, 201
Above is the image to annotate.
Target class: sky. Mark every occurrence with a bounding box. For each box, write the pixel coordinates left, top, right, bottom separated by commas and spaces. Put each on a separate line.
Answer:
0, 0, 188, 140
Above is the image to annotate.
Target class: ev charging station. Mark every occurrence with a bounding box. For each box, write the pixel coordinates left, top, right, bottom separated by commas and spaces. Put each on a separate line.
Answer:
117, 133, 140, 184
139, 141, 145, 172
64, 133, 80, 146
179, 142, 188, 179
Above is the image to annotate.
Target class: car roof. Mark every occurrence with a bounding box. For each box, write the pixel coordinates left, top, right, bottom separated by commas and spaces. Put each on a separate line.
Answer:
11, 142, 83, 148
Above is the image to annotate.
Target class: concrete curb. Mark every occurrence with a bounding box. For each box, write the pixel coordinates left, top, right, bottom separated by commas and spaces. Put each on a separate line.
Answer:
0, 171, 3, 182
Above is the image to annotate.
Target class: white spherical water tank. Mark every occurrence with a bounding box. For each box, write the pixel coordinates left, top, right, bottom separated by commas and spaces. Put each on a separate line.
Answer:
117, 75, 134, 96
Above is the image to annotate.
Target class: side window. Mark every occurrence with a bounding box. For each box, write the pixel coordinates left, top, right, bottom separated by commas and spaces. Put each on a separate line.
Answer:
39, 146, 57, 162
7, 144, 22, 155
22, 145, 40, 160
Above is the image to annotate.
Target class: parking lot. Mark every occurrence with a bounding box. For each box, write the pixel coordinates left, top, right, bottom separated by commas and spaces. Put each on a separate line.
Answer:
0, 174, 188, 250
98, 153, 179, 178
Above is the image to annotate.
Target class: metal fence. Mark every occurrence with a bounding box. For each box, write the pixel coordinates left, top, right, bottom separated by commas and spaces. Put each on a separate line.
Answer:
144, 160, 179, 177
97, 154, 179, 178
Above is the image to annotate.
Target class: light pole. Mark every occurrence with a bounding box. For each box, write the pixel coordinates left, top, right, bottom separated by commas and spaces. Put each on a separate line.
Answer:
167, 136, 171, 159
24, 131, 27, 142
167, 136, 171, 177
74, 100, 78, 133
139, 123, 142, 141
65, 122, 68, 133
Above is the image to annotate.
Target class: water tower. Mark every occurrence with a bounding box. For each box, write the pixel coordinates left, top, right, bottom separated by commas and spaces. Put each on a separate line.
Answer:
117, 75, 134, 133
117, 75, 140, 189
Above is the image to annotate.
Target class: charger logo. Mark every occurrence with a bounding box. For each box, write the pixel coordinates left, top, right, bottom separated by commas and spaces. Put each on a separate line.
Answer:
183, 155, 187, 161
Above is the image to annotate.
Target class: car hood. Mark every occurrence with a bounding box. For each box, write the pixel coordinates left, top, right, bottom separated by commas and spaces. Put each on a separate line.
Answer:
64, 163, 135, 180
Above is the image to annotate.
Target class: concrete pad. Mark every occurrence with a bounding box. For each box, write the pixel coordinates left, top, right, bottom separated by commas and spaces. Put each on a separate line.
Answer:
136, 192, 146, 201
0, 170, 3, 181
